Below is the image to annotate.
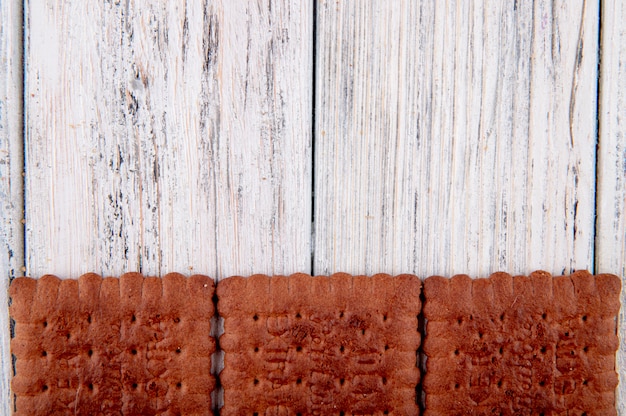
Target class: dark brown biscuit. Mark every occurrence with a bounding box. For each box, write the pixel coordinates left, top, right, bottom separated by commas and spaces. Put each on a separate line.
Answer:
422, 271, 620, 415
10, 273, 216, 416
217, 273, 422, 415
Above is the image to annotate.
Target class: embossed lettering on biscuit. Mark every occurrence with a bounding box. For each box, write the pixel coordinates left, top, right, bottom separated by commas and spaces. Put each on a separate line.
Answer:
217, 273, 422, 415
422, 271, 620, 415
9, 273, 216, 416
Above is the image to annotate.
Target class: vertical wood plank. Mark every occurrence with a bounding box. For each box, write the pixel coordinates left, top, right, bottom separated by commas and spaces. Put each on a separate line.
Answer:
597, 0, 626, 410
0, 0, 23, 411
315, 0, 598, 279
25, 0, 312, 279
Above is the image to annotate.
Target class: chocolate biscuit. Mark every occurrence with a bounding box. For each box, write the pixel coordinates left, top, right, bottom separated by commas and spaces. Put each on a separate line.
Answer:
217, 273, 422, 415
422, 271, 620, 415
10, 273, 216, 415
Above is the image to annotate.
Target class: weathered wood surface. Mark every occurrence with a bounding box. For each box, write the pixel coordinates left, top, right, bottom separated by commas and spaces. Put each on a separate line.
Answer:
0, 0, 23, 413
314, 0, 598, 279
597, 0, 626, 411
25, 0, 312, 279
5, 0, 626, 412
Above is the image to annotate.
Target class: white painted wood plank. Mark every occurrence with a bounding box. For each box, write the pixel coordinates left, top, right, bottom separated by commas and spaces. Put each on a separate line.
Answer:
597, 0, 626, 411
0, 0, 23, 412
25, 0, 312, 279
315, 0, 598, 279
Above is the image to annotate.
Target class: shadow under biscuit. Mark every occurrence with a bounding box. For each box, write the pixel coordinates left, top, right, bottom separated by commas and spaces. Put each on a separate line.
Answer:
217, 273, 422, 415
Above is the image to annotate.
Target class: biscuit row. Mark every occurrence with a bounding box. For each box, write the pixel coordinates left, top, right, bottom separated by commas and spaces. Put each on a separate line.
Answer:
9, 271, 621, 415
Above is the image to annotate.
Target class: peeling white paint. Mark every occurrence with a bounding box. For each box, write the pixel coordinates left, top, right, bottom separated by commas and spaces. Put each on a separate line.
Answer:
24, 0, 313, 279
597, 0, 626, 412
0, 0, 23, 413
314, 0, 597, 279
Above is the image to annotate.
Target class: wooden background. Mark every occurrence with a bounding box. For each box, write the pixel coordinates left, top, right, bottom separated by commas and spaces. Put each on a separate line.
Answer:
1, 0, 624, 412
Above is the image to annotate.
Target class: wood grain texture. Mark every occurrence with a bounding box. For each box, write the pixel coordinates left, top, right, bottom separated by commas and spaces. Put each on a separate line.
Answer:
597, 0, 626, 411
314, 0, 598, 279
16, 0, 625, 411
0, 0, 23, 412
25, 0, 312, 279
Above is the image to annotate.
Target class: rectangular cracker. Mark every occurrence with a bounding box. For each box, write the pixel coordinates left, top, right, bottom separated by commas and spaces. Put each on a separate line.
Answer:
217, 273, 422, 415
422, 271, 621, 415
10, 273, 216, 416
